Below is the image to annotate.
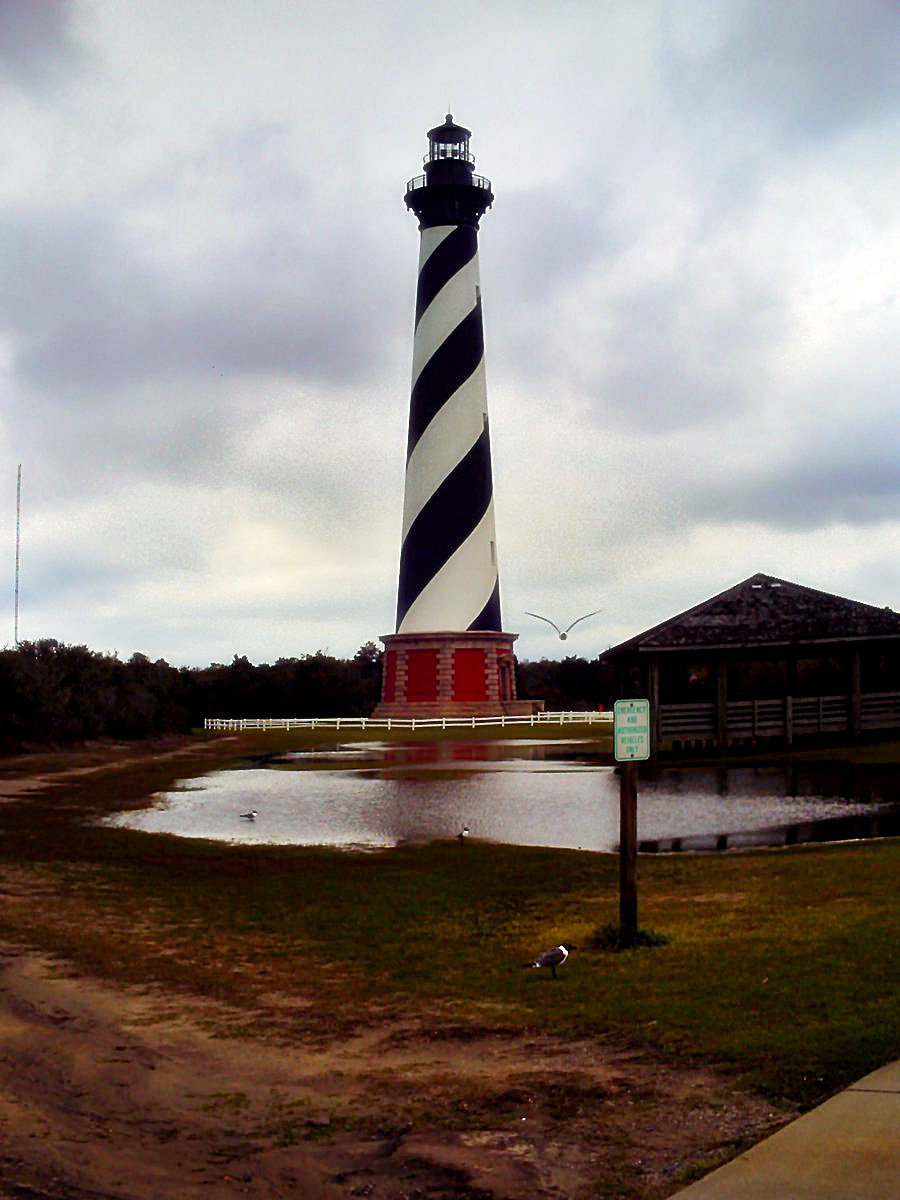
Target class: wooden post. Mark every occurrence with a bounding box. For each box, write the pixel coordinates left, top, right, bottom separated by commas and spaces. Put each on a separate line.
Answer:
849, 651, 861, 744
715, 655, 728, 752
648, 660, 660, 758
786, 654, 797, 748
619, 762, 638, 947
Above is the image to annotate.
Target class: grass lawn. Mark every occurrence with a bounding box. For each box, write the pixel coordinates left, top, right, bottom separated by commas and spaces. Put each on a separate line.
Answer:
0, 732, 896, 1112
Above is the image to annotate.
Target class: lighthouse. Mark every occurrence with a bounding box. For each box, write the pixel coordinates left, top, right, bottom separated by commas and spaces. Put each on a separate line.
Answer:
375, 115, 528, 718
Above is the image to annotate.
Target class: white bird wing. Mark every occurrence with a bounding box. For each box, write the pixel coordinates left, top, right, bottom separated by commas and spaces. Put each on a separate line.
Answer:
563, 608, 603, 634
525, 611, 562, 635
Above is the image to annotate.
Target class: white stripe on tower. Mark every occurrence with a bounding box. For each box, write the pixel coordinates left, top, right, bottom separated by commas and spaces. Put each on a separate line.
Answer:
400, 501, 498, 632
397, 115, 501, 635
401, 364, 487, 539
410, 234, 480, 383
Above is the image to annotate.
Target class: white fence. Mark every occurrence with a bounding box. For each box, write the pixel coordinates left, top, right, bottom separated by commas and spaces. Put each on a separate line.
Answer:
204, 711, 612, 733
205, 692, 900, 740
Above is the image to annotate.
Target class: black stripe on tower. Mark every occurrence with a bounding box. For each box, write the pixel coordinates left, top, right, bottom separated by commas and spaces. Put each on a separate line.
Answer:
396, 428, 495, 628
471, 579, 502, 631
406, 301, 484, 459
415, 227, 477, 324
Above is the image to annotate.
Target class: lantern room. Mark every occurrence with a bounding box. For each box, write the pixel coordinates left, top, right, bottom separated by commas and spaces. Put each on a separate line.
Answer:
422, 114, 476, 186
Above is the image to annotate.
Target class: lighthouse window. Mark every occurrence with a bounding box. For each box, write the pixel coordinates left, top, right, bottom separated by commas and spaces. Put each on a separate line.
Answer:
431, 141, 469, 161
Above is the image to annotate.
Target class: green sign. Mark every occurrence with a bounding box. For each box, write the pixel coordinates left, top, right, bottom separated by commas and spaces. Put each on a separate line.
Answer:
614, 699, 650, 761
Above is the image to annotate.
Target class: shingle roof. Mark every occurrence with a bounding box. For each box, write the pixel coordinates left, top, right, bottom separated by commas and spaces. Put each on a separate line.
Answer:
603, 574, 900, 656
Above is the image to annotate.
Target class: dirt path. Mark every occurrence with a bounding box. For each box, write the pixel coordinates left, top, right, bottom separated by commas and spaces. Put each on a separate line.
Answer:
0, 737, 238, 800
0, 945, 789, 1200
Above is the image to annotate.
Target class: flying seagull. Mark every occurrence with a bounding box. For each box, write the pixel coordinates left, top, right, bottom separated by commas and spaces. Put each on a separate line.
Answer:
525, 610, 602, 640
522, 942, 576, 980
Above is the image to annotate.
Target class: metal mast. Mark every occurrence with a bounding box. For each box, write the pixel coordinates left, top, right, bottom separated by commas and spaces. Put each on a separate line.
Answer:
14, 464, 21, 647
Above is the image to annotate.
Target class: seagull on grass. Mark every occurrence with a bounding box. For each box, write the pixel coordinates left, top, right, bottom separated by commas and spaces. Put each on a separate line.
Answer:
522, 942, 576, 980
525, 610, 602, 640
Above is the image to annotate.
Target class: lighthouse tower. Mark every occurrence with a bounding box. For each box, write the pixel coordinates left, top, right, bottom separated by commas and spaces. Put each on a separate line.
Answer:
375, 115, 526, 718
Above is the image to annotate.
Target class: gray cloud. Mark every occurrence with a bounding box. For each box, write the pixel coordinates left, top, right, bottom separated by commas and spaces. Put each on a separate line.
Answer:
590, 276, 781, 431
686, 429, 900, 531
1, 196, 400, 395
1, 1, 897, 665
489, 188, 611, 303
0, 0, 82, 94
663, 1, 900, 141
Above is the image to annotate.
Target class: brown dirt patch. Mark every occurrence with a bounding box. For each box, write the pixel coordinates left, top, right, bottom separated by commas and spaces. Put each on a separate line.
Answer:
0, 947, 790, 1200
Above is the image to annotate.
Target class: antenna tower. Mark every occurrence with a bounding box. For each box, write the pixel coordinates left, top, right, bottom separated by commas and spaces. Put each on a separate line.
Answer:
14, 464, 21, 647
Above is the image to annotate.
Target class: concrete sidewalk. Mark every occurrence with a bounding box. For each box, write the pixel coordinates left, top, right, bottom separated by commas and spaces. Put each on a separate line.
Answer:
669, 1060, 900, 1199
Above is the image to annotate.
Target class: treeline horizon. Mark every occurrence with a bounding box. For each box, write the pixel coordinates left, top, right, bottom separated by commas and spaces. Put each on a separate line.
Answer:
0, 638, 614, 753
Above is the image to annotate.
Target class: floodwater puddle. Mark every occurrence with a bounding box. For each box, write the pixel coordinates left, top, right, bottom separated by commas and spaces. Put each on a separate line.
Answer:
106, 741, 899, 854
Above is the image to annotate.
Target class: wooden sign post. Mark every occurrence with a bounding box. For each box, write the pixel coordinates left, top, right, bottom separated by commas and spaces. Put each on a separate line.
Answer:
619, 761, 638, 945
614, 700, 650, 948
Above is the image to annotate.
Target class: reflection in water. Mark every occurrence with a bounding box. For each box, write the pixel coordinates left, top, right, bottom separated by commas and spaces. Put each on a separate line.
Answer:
106, 740, 899, 853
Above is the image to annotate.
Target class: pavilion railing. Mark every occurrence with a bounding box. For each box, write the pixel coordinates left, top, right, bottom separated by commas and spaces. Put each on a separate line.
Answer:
859, 691, 900, 730
658, 690, 900, 742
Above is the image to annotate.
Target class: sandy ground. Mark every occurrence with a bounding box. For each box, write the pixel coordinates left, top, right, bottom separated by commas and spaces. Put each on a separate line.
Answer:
0, 742, 792, 1198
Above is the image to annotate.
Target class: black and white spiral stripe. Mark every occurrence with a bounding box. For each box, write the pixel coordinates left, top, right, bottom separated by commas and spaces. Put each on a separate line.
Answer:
396, 222, 502, 633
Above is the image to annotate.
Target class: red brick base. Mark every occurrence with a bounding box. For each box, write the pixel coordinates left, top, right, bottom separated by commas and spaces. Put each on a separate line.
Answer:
373, 631, 539, 719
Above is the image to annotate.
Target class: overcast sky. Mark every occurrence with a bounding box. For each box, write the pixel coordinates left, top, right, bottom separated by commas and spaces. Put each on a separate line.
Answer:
1, 0, 898, 669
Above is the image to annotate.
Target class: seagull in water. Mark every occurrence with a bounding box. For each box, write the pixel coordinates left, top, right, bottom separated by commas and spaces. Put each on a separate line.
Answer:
522, 942, 576, 980
525, 610, 602, 641
239, 810, 257, 821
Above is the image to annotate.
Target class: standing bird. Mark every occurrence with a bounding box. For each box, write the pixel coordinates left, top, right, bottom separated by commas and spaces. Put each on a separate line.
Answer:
522, 942, 576, 980
525, 610, 602, 641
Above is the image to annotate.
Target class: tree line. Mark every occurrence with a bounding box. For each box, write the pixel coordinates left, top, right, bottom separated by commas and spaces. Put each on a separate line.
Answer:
0, 638, 614, 753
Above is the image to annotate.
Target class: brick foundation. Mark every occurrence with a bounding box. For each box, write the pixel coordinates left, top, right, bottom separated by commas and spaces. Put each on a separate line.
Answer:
373, 631, 538, 719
